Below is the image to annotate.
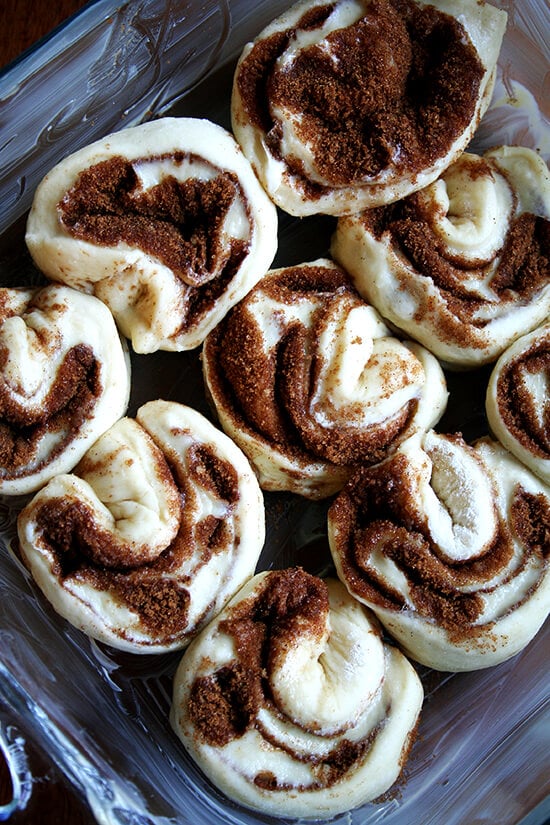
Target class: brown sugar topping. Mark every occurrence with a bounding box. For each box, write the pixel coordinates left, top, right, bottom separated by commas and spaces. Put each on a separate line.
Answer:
113, 577, 190, 636
490, 215, 549, 293
0, 344, 102, 480
236, 0, 485, 190
189, 662, 263, 747
187, 443, 240, 504
59, 153, 251, 288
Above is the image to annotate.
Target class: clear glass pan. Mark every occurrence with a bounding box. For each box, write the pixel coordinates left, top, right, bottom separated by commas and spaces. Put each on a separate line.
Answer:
0, 1, 548, 823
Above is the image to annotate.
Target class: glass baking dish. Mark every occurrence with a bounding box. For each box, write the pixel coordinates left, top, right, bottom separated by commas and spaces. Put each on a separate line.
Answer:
0, 0, 548, 823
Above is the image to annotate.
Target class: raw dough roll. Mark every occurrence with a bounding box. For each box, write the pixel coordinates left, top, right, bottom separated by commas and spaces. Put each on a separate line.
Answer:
328, 431, 550, 671
332, 146, 550, 367
171, 567, 423, 819
231, 0, 506, 216
0, 284, 130, 495
25, 117, 278, 353
202, 259, 448, 498
487, 323, 550, 485
17, 400, 265, 653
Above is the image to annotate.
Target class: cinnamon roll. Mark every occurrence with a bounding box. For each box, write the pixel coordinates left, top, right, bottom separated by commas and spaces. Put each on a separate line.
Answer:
0, 284, 130, 496
231, 0, 506, 217
25, 117, 278, 354
487, 324, 550, 485
332, 146, 550, 367
17, 400, 265, 653
170, 567, 423, 819
328, 431, 550, 671
202, 259, 448, 499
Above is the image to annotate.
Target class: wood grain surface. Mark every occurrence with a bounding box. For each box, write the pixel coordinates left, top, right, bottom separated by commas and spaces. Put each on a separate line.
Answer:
0, 0, 89, 68
1, 4, 100, 822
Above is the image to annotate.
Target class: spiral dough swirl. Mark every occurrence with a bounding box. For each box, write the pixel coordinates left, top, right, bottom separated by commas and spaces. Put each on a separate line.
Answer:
487, 324, 550, 485
170, 567, 423, 819
0, 284, 130, 495
328, 431, 550, 671
17, 400, 265, 653
203, 258, 447, 498
25, 118, 278, 353
231, 0, 506, 216
332, 146, 550, 367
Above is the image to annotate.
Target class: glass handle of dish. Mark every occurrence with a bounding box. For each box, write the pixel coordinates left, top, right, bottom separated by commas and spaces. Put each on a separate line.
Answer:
0, 718, 32, 821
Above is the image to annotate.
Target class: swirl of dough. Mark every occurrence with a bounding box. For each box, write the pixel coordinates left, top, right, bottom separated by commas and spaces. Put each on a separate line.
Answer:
487, 324, 550, 485
332, 146, 550, 367
328, 431, 550, 671
170, 567, 423, 819
25, 117, 278, 354
231, 0, 506, 216
203, 259, 447, 499
17, 400, 265, 653
0, 284, 130, 495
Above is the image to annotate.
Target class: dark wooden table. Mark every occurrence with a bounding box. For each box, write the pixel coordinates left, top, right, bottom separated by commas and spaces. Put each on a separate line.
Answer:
0, 0, 89, 67
1, 5, 99, 822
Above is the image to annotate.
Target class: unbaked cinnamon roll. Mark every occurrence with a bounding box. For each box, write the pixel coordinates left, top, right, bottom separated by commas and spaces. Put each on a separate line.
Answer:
203, 259, 447, 499
231, 0, 506, 217
170, 567, 423, 819
487, 324, 550, 485
332, 146, 550, 367
0, 284, 130, 496
17, 400, 265, 653
328, 431, 550, 671
25, 117, 278, 354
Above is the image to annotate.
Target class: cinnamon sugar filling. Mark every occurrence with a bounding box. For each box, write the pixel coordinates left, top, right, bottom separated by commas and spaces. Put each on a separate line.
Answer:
329, 454, 547, 642
32, 442, 240, 642
362, 198, 550, 349
236, 0, 485, 192
495, 347, 550, 459
0, 344, 101, 477
206, 264, 423, 467
187, 568, 380, 786
59, 153, 252, 326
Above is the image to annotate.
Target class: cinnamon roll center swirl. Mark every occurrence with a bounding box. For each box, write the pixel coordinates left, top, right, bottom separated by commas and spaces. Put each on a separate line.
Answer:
367, 162, 549, 315
0, 344, 101, 475
59, 153, 252, 288
188, 569, 330, 745
331, 437, 533, 641
187, 569, 387, 751
210, 261, 440, 469
237, 0, 485, 189
494, 346, 550, 459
